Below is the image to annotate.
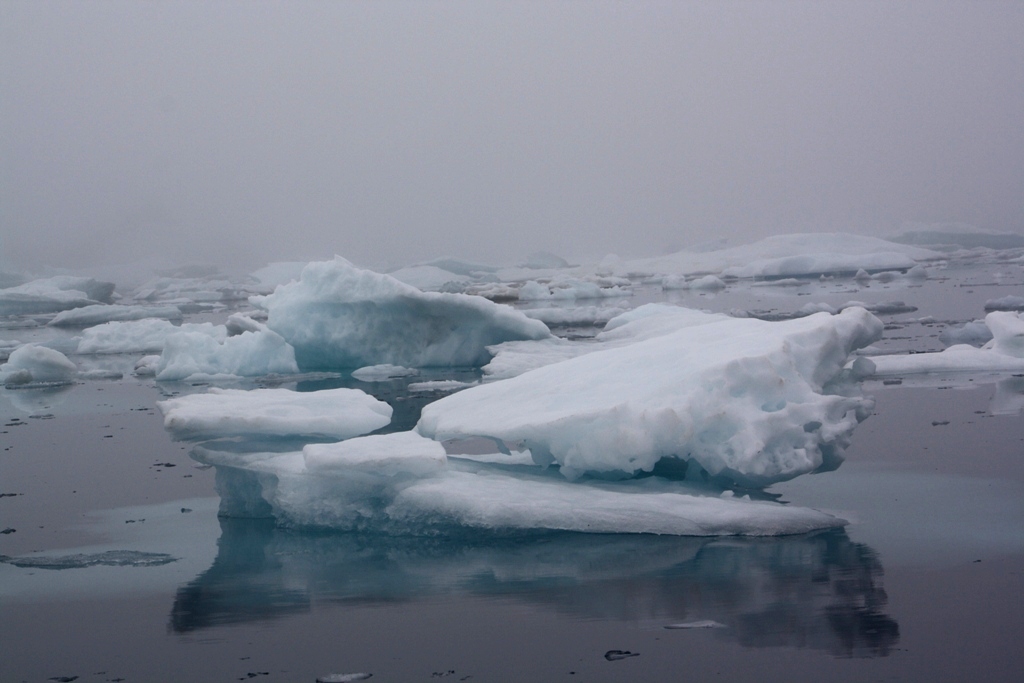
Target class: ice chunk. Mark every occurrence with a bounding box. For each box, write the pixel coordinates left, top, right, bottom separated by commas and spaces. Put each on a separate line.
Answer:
520, 305, 627, 327
517, 278, 629, 301
688, 274, 726, 290
224, 312, 264, 336
351, 364, 419, 382
1, 550, 175, 569
155, 326, 298, 380
985, 311, 1024, 358
407, 379, 477, 393
939, 320, 993, 347
260, 257, 550, 369
77, 320, 226, 355
0, 344, 77, 385
664, 620, 727, 629
418, 308, 883, 486
159, 387, 391, 440
48, 304, 181, 327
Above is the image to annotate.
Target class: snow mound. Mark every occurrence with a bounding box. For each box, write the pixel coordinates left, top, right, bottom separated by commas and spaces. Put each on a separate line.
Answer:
158, 387, 391, 440
259, 257, 550, 370
419, 307, 883, 486
0, 344, 78, 385
48, 304, 181, 327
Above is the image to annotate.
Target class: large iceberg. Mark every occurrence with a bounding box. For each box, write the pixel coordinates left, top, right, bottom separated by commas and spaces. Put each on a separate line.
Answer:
159, 387, 392, 440
258, 257, 550, 370
418, 307, 883, 486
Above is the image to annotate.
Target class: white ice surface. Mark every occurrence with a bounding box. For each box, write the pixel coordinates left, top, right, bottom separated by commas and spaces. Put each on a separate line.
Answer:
304, 431, 447, 476
419, 307, 883, 486
158, 387, 392, 440
258, 257, 550, 369
48, 304, 181, 327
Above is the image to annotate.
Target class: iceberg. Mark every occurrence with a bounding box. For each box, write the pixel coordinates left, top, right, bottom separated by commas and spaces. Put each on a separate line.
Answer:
155, 326, 298, 380
0, 344, 78, 385
258, 257, 550, 370
0, 276, 116, 315
48, 304, 181, 327
418, 307, 883, 486
76, 320, 226, 355
158, 387, 392, 440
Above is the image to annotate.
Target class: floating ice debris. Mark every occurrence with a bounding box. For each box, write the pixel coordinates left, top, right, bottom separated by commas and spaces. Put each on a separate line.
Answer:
158, 387, 391, 440
48, 303, 181, 327
419, 307, 882, 486
257, 257, 550, 369
408, 379, 477, 393
134, 354, 161, 377
664, 619, 727, 629
688, 274, 727, 290
0, 344, 77, 385
517, 278, 629, 301
316, 674, 372, 683
604, 650, 640, 661
351, 364, 419, 382
224, 312, 264, 336
1, 550, 176, 569
77, 319, 226, 355
865, 312, 1024, 376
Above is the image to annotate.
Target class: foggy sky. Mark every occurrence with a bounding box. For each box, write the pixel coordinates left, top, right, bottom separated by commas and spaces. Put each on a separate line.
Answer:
2, 1, 1023, 273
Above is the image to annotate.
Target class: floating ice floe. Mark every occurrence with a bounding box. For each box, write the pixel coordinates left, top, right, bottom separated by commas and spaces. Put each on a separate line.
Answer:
984, 295, 1024, 312
158, 387, 392, 440
864, 312, 1024, 376
419, 306, 883, 486
0, 344, 78, 385
351, 364, 419, 382
387, 265, 470, 292
194, 434, 844, 536
939, 320, 993, 347
257, 257, 550, 369
0, 276, 116, 315
48, 303, 182, 327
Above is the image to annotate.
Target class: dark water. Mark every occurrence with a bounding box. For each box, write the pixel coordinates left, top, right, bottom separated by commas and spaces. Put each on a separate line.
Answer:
2, 263, 1023, 682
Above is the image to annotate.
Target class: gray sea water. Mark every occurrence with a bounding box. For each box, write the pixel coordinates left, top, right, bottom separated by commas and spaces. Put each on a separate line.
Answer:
2, 261, 1023, 682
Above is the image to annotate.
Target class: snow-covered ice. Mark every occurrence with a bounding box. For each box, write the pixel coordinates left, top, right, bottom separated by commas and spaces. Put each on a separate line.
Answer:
158, 387, 392, 440
419, 307, 883, 486
257, 257, 550, 369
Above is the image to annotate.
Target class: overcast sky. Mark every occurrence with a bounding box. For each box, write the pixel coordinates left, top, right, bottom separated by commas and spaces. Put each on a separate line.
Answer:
2, 0, 1022, 273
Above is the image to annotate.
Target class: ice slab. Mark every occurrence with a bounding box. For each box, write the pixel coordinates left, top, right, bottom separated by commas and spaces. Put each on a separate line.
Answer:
351, 364, 418, 382
388, 265, 470, 292
419, 307, 883, 486
0, 276, 115, 315
159, 387, 391, 440
258, 257, 550, 369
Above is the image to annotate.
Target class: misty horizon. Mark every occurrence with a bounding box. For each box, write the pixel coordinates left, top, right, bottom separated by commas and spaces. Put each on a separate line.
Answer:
3, 1, 1022, 274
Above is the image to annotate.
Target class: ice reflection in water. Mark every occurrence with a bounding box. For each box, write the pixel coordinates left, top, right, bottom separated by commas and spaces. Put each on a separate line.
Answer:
171, 519, 898, 658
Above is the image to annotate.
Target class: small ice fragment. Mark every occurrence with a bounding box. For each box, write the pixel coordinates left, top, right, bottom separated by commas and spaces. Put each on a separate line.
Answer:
316, 674, 372, 683
3, 550, 176, 569
664, 620, 727, 629
604, 650, 640, 661
351, 364, 418, 382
